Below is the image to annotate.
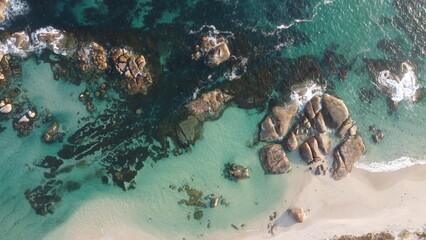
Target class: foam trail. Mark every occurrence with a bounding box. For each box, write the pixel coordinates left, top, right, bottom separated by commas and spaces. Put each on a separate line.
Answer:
0, 0, 30, 28
355, 157, 426, 172
376, 62, 418, 103
290, 81, 324, 112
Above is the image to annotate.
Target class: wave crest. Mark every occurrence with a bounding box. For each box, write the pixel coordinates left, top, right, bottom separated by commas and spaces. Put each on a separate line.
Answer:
355, 157, 426, 172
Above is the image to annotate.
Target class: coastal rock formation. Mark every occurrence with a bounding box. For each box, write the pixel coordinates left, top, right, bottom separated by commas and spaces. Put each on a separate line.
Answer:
110, 48, 152, 95
0, 0, 7, 23
43, 122, 60, 143
192, 36, 231, 67
322, 94, 349, 129
259, 144, 291, 174
223, 163, 250, 181
259, 103, 298, 142
176, 115, 201, 146
285, 132, 298, 152
186, 90, 233, 121
299, 133, 330, 164
333, 135, 366, 180
31, 27, 75, 55
13, 110, 37, 136
77, 42, 108, 71
0, 53, 11, 85
289, 207, 305, 223
332, 232, 395, 240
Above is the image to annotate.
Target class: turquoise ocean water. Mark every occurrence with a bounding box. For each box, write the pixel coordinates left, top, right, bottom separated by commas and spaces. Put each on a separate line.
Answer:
1, 0, 426, 239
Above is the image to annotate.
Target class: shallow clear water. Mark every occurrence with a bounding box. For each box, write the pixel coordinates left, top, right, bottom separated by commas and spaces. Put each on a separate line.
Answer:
1, 0, 426, 239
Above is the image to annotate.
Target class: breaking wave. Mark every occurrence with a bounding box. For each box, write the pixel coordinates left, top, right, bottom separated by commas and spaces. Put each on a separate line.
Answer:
376, 62, 418, 103
355, 156, 426, 172
290, 81, 324, 111
0, 0, 30, 28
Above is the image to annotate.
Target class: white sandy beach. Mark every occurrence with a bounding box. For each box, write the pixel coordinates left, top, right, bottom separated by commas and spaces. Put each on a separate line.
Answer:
44, 163, 426, 240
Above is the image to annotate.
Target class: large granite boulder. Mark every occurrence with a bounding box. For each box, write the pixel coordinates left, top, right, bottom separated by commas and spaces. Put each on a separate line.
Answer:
259, 144, 291, 174
186, 90, 233, 121
314, 133, 331, 154
299, 142, 313, 164
259, 103, 298, 142
285, 132, 298, 152
322, 94, 349, 129
193, 36, 231, 67
333, 135, 366, 180
43, 122, 60, 143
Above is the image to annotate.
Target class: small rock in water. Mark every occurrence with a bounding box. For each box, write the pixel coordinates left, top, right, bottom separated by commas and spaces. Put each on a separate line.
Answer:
210, 198, 219, 208
372, 132, 385, 144
193, 210, 203, 220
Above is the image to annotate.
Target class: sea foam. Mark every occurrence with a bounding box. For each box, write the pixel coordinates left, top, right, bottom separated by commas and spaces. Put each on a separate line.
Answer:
0, 0, 29, 27
376, 62, 418, 103
355, 157, 426, 172
290, 81, 324, 111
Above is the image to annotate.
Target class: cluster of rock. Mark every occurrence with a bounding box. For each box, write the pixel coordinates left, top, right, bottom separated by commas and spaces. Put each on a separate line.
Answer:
192, 36, 231, 67
43, 121, 62, 143
223, 163, 250, 181
13, 110, 37, 136
258, 88, 366, 180
77, 42, 108, 71
110, 48, 152, 95
176, 89, 233, 146
0, 52, 11, 85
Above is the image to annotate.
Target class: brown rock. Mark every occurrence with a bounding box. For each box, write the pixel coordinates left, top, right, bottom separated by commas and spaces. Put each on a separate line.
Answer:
308, 138, 323, 162
206, 42, 231, 67
285, 132, 298, 152
337, 117, 354, 138
271, 103, 298, 138
259, 144, 291, 174
333, 135, 366, 180
304, 101, 316, 120
299, 142, 313, 164
313, 111, 327, 132
314, 133, 331, 154
310, 95, 322, 114
289, 207, 305, 223
260, 116, 280, 142
186, 90, 233, 121
128, 56, 141, 77
322, 94, 349, 129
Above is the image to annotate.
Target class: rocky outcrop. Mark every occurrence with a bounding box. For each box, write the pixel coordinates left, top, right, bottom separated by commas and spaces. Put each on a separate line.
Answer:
322, 94, 349, 129
0, 0, 7, 23
285, 132, 298, 152
333, 135, 366, 180
0, 53, 10, 85
299, 133, 330, 164
224, 163, 250, 181
259, 144, 291, 174
77, 42, 108, 71
13, 110, 37, 136
110, 48, 152, 95
192, 36, 231, 67
43, 122, 60, 143
186, 90, 233, 121
259, 103, 298, 142
176, 115, 201, 146
289, 207, 305, 223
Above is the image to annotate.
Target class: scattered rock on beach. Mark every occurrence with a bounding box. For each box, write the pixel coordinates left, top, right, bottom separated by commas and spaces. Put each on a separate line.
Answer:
289, 207, 305, 223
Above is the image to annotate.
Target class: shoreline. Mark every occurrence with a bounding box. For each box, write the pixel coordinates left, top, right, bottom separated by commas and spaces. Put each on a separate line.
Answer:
229, 163, 426, 240
43, 163, 426, 240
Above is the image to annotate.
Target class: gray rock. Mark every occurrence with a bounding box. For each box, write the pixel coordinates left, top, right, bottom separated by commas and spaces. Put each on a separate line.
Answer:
322, 94, 349, 129
210, 198, 219, 208
259, 144, 292, 174
177, 115, 200, 145
333, 135, 366, 180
